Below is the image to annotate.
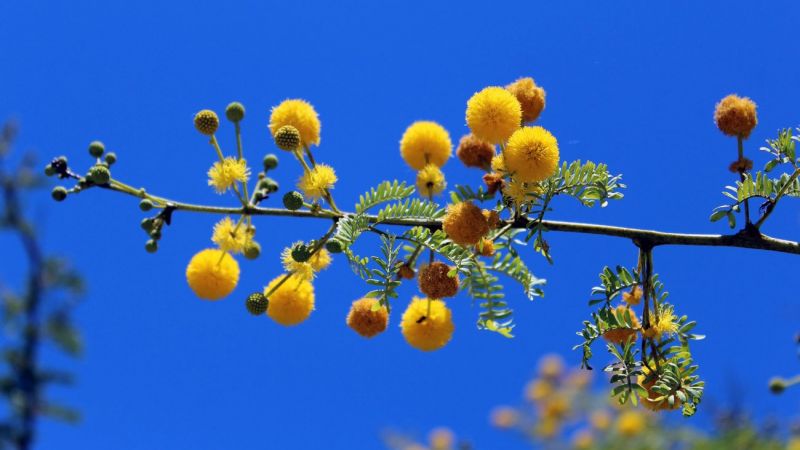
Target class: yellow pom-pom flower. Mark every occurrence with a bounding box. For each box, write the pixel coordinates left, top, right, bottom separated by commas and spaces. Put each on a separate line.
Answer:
269, 99, 321, 147
416, 163, 446, 197
456, 134, 495, 169
207, 157, 250, 194
399, 121, 452, 170
714, 94, 758, 138
490, 154, 507, 174
616, 410, 646, 436
211, 216, 251, 254
400, 297, 455, 351
297, 163, 337, 200
502, 177, 530, 206
309, 247, 332, 271
466, 87, 522, 144
281, 246, 315, 282
346, 298, 389, 338
647, 304, 678, 340
185, 248, 240, 300
503, 126, 559, 183
506, 77, 546, 123
264, 274, 315, 326
442, 201, 489, 246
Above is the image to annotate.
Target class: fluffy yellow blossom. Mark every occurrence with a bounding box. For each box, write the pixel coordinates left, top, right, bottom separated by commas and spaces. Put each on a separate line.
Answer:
207, 157, 250, 194
490, 406, 519, 429
504, 126, 559, 183
442, 201, 489, 246
428, 427, 455, 450
525, 379, 553, 403
211, 217, 251, 254
298, 163, 337, 200
264, 274, 315, 326
602, 305, 640, 344
506, 77, 546, 123
622, 286, 643, 306
648, 304, 679, 339
418, 262, 459, 299
616, 410, 646, 436
456, 134, 495, 169
572, 429, 594, 450
281, 246, 315, 282
400, 121, 452, 170
346, 298, 388, 338
185, 249, 240, 300
269, 99, 321, 147
309, 248, 332, 271
714, 94, 758, 138
589, 410, 612, 430
400, 297, 454, 351
416, 163, 447, 197
491, 154, 507, 173
540, 393, 570, 419
466, 87, 522, 144
502, 177, 530, 205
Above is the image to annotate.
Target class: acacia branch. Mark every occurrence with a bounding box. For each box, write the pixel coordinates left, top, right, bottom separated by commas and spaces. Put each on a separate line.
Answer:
99, 182, 800, 256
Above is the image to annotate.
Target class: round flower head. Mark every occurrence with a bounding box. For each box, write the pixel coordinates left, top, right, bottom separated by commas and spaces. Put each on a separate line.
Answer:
208, 157, 250, 194
281, 246, 315, 282
416, 163, 446, 197
538, 354, 565, 379
504, 126, 559, 183
502, 177, 530, 206
442, 201, 489, 246
297, 163, 337, 200
185, 248, 240, 300
490, 154, 507, 174
482, 172, 504, 195
418, 261, 459, 298
602, 305, 640, 344
308, 248, 332, 271
400, 297, 455, 351
264, 274, 315, 326
622, 286, 642, 306
477, 238, 495, 257
428, 428, 454, 450
714, 94, 758, 138
572, 429, 594, 450
456, 134, 495, 169
589, 410, 612, 430
646, 304, 678, 340
525, 379, 553, 402
490, 407, 519, 429
506, 77, 546, 123
399, 121, 452, 170
269, 99, 321, 147
194, 109, 219, 135
466, 87, 522, 144
346, 298, 389, 338
211, 216, 252, 254
616, 410, 646, 436
274, 125, 302, 151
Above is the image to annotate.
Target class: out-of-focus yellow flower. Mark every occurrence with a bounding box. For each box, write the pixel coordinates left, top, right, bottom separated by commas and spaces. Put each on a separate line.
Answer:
269, 99, 321, 147
416, 163, 447, 197
298, 163, 337, 200
264, 274, 315, 326
506, 77, 546, 123
207, 157, 250, 194
565, 369, 592, 390
185, 248, 240, 300
714, 94, 757, 139
400, 297, 454, 351
589, 410, 612, 431
503, 126, 559, 183
466, 87, 522, 144
428, 427, 455, 450
535, 417, 560, 439
540, 393, 570, 419
571, 429, 594, 450
490, 406, 519, 429
525, 379, 553, 403
787, 437, 800, 450
211, 217, 251, 254
615, 410, 646, 437
538, 354, 565, 379
400, 121, 452, 170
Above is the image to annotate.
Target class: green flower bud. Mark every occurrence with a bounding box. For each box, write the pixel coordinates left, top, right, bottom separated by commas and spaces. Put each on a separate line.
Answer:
260, 177, 279, 193
44, 165, 56, 177
104, 152, 117, 165
139, 199, 154, 211
769, 377, 787, 394
193, 109, 219, 135
253, 192, 265, 203
141, 218, 155, 232
274, 125, 301, 151
325, 239, 344, 254
87, 165, 110, 184
51, 186, 68, 202
149, 229, 162, 240
263, 153, 279, 171
145, 239, 158, 253
291, 243, 312, 263
245, 292, 269, 315
244, 241, 261, 260
88, 140, 105, 158
283, 191, 304, 210
225, 102, 245, 123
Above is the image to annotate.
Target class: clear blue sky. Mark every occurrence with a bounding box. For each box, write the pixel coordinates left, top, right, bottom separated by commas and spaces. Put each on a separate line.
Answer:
2, 1, 800, 449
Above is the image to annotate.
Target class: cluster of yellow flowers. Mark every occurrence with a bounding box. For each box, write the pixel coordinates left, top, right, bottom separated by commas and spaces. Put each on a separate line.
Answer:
490, 354, 651, 449
184, 76, 563, 352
